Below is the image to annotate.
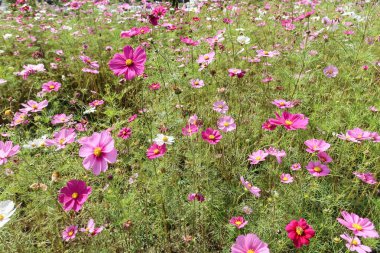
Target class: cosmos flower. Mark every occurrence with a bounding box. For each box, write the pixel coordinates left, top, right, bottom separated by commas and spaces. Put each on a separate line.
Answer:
240, 176, 261, 197
271, 99, 294, 109
45, 128, 76, 150
280, 173, 294, 184
58, 180, 92, 212
187, 193, 205, 202
213, 100, 229, 114
78, 131, 118, 175
62, 225, 78, 241
182, 124, 198, 136
248, 150, 268, 165
146, 143, 167, 159
323, 65, 338, 78
180, 36, 200, 46
317, 152, 333, 163
229, 216, 248, 229
41, 81, 61, 93
80, 219, 104, 237
0, 200, 17, 228
353, 172, 377, 185
118, 127, 132, 140
153, 134, 175, 146
217, 116, 236, 132
201, 128, 222, 145
306, 161, 330, 177
285, 218, 315, 248
108, 45, 147, 80
51, 114, 73, 125
337, 211, 379, 238
231, 233, 270, 253
304, 139, 331, 153
0, 141, 20, 166
190, 79, 205, 88
268, 111, 309, 130
340, 233, 372, 253
228, 68, 246, 78
19, 100, 48, 113
237, 35, 250, 44
291, 163, 302, 171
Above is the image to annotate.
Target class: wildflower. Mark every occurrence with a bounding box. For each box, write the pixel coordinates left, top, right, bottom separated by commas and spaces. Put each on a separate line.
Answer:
285, 218, 315, 248
128, 114, 137, 122
268, 111, 309, 130
197, 52, 215, 65
280, 173, 294, 184
337, 211, 379, 238
0, 141, 20, 165
187, 193, 205, 202
291, 163, 302, 171
248, 150, 268, 165
217, 116, 236, 132
149, 83, 161, 90
231, 233, 270, 253
23, 135, 48, 149
240, 176, 261, 197
11, 112, 29, 126
180, 36, 199, 46
108, 45, 147, 80
153, 134, 175, 146
190, 79, 205, 88
323, 65, 338, 78
20, 100, 48, 113
256, 49, 279, 58
0, 200, 16, 228
79, 55, 99, 69
62, 225, 78, 241
201, 128, 222, 145
306, 161, 330, 177
229, 216, 248, 229
271, 99, 294, 109
317, 152, 333, 163
237, 35, 250, 45
353, 172, 377, 185
242, 206, 253, 214
265, 147, 286, 164
304, 139, 331, 153
182, 124, 198, 136
80, 219, 104, 237
228, 68, 246, 78
340, 233, 372, 253
146, 143, 167, 160
58, 180, 92, 212
46, 128, 76, 150
89, 100, 104, 108
41, 81, 61, 93
17, 63, 45, 80
262, 120, 277, 131
118, 127, 132, 140
51, 114, 73, 125
213, 100, 229, 114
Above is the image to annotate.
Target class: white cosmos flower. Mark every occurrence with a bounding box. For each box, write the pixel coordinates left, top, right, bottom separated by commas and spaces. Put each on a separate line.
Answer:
83, 107, 96, 115
237, 36, 251, 45
153, 134, 175, 146
23, 135, 48, 149
0, 200, 16, 228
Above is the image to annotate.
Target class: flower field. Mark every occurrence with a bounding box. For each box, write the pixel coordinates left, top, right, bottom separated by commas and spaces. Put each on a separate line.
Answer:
0, 0, 379, 252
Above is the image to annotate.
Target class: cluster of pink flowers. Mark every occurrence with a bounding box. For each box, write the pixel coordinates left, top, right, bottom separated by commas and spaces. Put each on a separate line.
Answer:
304, 139, 332, 177
120, 27, 151, 38
62, 219, 103, 241
80, 55, 99, 74
248, 147, 286, 165
337, 128, 380, 143
148, 5, 167, 26
16, 63, 45, 80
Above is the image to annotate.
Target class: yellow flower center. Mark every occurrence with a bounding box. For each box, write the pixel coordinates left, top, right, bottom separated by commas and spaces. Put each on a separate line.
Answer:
162, 136, 168, 142
255, 156, 261, 160
209, 135, 215, 140
247, 250, 255, 253
352, 223, 363, 231
235, 221, 242, 225
0, 214, 4, 221
357, 134, 362, 139
296, 226, 304, 236
59, 139, 65, 145
204, 55, 209, 60
93, 147, 102, 157
71, 192, 78, 199
264, 51, 269, 55
282, 177, 288, 181
313, 166, 322, 172
49, 85, 55, 89
351, 239, 359, 246
223, 122, 229, 127
153, 149, 160, 154
32, 105, 38, 109
68, 230, 74, 236
125, 59, 133, 66
285, 120, 293, 126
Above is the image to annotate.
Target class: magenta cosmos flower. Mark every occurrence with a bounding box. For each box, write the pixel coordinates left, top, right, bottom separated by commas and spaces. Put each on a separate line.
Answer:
146, 143, 167, 159
337, 211, 379, 238
80, 219, 104, 237
353, 172, 377, 185
0, 141, 20, 165
108, 45, 147, 80
217, 116, 236, 132
117, 127, 132, 140
229, 216, 248, 229
228, 68, 246, 78
187, 193, 205, 202
340, 233, 372, 253
291, 163, 302, 171
306, 161, 330, 177
182, 124, 199, 136
78, 131, 118, 175
317, 152, 333, 163
268, 111, 309, 130
58, 180, 92, 212
304, 139, 331, 153
201, 128, 222, 145
285, 218, 315, 248
323, 65, 338, 78
62, 225, 78, 241
231, 233, 270, 253
240, 176, 261, 197
41, 81, 61, 93
20, 100, 48, 113
248, 150, 268, 165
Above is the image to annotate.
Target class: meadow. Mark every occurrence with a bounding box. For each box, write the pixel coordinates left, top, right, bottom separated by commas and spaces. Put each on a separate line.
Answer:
0, 0, 379, 252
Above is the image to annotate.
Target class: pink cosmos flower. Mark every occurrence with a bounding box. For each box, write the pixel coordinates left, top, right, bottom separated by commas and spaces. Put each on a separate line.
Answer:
306, 161, 330, 177
213, 100, 228, 114
180, 36, 200, 46
149, 83, 161, 90
188, 114, 201, 126
231, 233, 270, 253
190, 79, 205, 88
62, 225, 78, 241
120, 27, 151, 38
323, 65, 338, 78
182, 124, 198, 136
262, 120, 277, 131
268, 111, 309, 130
0, 141, 20, 165
291, 163, 302, 171
281, 19, 296, 30
337, 211, 379, 238
58, 180, 92, 212
317, 152, 333, 163
17, 63, 45, 80
304, 139, 331, 153
347, 128, 372, 141
271, 99, 294, 109
240, 176, 261, 197
20, 100, 48, 113
108, 45, 147, 80
217, 116, 236, 132
41, 81, 61, 93
11, 112, 29, 126
128, 114, 137, 122
80, 219, 104, 237
146, 143, 166, 160
285, 218, 315, 248
340, 233, 372, 253
201, 128, 222, 145
256, 49, 280, 58
353, 172, 377, 185
248, 150, 268, 165
187, 193, 205, 202
79, 55, 99, 69
197, 51, 215, 65
51, 114, 73, 125
118, 127, 132, 140
89, 100, 104, 108
229, 216, 248, 229
264, 147, 286, 164
228, 68, 246, 78
46, 128, 76, 150
78, 131, 118, 175
280, 173, 294, 184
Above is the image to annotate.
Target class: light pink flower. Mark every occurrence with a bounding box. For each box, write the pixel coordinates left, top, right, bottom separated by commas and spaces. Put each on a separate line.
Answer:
340, 233, 372, 253
80, 219, 104, 237
20, 100, 48, 113
337, 211, 379, 238
291, 163, 302, 171
306, 161, 330, 177
51, 114, 73, 125
353, 172, 377, 185
190, 79, 205, 88
46, 128, 76, 150
271, 99, 294, 109
41, 81, 61, 93
317, 152, 333, 163
240, 176, 261, 197
0, 141, 20, 165
323, 65, 338, 78
217, 116, 236, 132
280, 173, 294, 183
304, 139, 331, 153
213, 100, 228, 114
248, 150, 268, 165
231, 233, 270, 253
182, 124, 198, 136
